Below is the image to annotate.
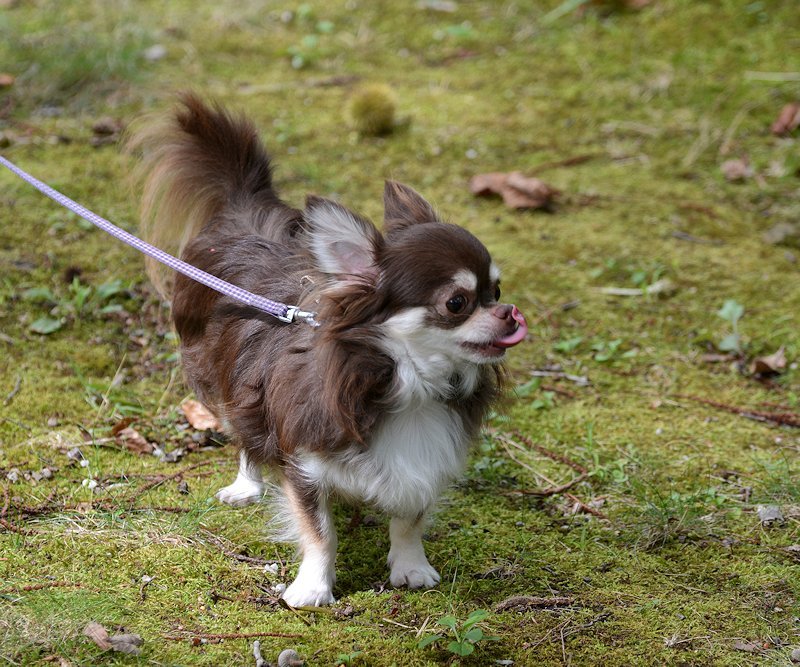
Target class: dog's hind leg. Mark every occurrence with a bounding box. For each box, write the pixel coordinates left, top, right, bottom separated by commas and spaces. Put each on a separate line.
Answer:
215, 450, 265, 506
388, 514, 441, 589
281, 473, 337, 607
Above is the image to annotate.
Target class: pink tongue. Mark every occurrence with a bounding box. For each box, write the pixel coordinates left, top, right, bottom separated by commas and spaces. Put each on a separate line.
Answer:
494, 306, 528, 348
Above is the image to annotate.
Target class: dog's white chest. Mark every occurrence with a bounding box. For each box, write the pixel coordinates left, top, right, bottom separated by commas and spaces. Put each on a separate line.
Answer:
302, 401, 468, 517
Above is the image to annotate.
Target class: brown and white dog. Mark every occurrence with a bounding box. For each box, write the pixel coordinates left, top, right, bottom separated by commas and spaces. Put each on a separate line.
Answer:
131, 94, 527, 606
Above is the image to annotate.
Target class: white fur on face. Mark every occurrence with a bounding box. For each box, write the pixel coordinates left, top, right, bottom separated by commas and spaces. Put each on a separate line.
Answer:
490, 263, 501, 284
450, 269, 478, 294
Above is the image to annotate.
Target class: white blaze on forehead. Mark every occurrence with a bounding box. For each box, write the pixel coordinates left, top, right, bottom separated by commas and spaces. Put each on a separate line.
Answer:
490, 263, 501, 283
450, 269, 478, 293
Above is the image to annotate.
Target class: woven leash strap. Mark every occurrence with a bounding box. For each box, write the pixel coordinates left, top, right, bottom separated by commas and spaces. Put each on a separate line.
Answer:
0, 155, 317, 325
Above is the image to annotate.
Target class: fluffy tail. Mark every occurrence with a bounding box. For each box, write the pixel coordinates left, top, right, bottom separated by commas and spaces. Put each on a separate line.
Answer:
128, 92, 278, 298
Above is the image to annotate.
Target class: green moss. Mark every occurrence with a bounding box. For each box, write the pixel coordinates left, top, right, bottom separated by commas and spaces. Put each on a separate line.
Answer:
2, 0, 800, 664
347, 85, 398, 137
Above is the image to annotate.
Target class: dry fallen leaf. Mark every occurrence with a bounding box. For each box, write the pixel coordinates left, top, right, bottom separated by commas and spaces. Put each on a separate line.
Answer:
721, 158, 754, 182
83, 621, 143, 656
83, 622, 112, 650
469, 171, 558, 210
115, 426, 153, 455
751, 346, 786, 376
771, 102, 800, 136
181, 399, 221, 431
108, 633, 143, 655
0, 73, 14, 88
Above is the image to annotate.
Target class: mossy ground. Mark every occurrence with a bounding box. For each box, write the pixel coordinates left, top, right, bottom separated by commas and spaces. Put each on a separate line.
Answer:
2, 1, 800, 665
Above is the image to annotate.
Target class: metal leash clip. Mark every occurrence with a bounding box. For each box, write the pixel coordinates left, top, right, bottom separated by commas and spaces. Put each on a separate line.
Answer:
280, 306, 320, 327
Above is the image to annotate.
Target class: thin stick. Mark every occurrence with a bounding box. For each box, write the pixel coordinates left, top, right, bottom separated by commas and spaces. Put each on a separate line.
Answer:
3, 376, 21, 407
124, 459, 224, 505
163, 631, 303, 641
565, 493, 608, 520
0, 581, 84, 595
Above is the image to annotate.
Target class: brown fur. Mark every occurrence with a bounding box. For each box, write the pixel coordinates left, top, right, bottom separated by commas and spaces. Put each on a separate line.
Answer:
131, 93, 505, 492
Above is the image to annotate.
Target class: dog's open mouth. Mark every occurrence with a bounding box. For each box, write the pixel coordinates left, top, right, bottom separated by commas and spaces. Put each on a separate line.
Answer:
462, 306, 528, 357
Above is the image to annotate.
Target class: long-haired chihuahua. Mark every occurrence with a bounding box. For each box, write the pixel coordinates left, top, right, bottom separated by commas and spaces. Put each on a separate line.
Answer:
131, 94, 527, 606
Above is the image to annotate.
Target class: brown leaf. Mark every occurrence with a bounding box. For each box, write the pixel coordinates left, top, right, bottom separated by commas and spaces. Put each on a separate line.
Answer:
110, 417, 135, 436
733, 640, 764, 654
108, 633, 143, 655
721, 158, 754, 182
83, 622, 112, 650
469, 171, 558, 210
0, 73, 14, 88
181, 399, 221, 431
771, 102, 800, 136
751, 347, 787, 376
115, 426, 153, 455
469, 172, 509, 196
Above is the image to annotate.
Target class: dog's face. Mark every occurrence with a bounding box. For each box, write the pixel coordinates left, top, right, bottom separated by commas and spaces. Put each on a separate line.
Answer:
306, 181, 527, 373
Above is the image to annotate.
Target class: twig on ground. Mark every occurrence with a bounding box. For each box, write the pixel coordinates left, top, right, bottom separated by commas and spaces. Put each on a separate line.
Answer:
3, 375, 21, 407
677, 395, 800, 428
0, 581, 85, 595
124, 459, 225, 505
531, 153, 601, 173
565, 493, 609, 520
495, 595, 575, 612
0, 517, 35, 535
200, 528, 278, 566
489, 429, 590, 497
163, 631, 303, 642
529, 370, 590, 386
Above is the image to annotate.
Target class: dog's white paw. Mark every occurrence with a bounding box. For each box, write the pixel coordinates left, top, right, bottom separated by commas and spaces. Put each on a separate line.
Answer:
215, 478, 265, 507
282, 578, 336, 607
389, 558, 441, 589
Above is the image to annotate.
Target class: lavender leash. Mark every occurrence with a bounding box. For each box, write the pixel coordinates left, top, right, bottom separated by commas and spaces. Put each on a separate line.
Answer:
0, 155, 318, 326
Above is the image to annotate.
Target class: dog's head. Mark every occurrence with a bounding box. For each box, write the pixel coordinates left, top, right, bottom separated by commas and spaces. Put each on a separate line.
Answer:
305, 181, 526, 374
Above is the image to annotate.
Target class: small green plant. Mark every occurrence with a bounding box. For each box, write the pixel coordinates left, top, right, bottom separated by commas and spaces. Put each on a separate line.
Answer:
591, 338, 636, 363
22, 278, 131, 335
716, 299, 745, 354
514, 377, 556, 410
335, 650, 362, 666
417, 609, 499, 657
553, 335, 583, 353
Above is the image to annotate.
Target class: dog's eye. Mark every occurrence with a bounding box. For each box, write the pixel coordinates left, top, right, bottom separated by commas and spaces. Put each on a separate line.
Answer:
494, 284, 501, 301
446, 294, 467, 314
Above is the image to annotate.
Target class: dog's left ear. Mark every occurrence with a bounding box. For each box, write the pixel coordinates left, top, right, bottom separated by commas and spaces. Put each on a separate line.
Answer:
383, 180, 439, 232
305, 196, 382, 281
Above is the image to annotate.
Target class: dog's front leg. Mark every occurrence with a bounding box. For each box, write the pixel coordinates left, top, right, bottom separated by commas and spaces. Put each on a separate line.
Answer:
388, 514, 441, 589
215, 449, 266, 506
281, 474, 337, 607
